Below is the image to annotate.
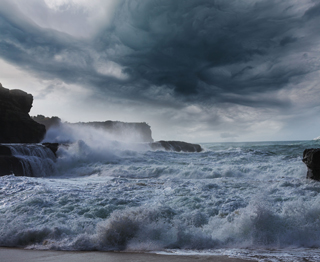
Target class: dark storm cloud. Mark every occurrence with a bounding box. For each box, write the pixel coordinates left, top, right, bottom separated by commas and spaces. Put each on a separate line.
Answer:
1, 0, 320, 110
102, 0, 315, 101
0, 1, 126, 92
91, 0, 320, 107
303, 1, 320, 19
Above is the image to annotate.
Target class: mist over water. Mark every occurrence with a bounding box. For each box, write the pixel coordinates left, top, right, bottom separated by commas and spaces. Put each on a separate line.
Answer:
43, 122, 151, 146
42, 124, 153, 177
1, 130, 320, 261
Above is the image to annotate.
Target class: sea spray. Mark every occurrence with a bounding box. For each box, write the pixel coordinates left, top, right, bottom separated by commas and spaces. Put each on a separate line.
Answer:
43, 122, 153, 146
41, 122, 155, 177
1, 140, 320, 262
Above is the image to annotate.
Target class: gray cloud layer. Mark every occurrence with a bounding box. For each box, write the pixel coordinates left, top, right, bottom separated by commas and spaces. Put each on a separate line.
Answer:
1, 0, 320, 141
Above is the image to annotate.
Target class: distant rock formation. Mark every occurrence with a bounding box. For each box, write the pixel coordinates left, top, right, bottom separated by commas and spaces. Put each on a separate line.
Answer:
31, 116, 154, 143
32, 115, 61, 130
150, 140, 202, 152
75, 121, 154, 143
303, 148, 320, 181
0, 83, 46, 143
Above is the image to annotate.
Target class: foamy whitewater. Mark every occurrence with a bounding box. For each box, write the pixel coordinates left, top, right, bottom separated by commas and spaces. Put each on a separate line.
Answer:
1, 127, 320, 261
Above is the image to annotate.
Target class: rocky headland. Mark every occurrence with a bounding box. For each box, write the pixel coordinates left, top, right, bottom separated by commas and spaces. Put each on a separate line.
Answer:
0, 83, 45, 143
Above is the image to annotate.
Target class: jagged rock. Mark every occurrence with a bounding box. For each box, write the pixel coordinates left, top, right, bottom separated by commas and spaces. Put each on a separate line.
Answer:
0, 83, 46, 143
150, 140, 202, 152
32, 115, 61, 130
302, 148, 320, 180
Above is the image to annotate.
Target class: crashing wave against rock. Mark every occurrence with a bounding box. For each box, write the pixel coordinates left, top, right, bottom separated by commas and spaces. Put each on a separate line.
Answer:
0, 83, 202, 178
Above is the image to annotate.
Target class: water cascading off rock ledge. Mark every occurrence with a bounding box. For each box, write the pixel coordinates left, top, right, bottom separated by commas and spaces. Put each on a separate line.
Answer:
0, 144, 58, 177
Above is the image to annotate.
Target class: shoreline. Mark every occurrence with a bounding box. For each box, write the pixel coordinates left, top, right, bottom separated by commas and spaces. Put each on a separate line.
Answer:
0, 248, 254, 262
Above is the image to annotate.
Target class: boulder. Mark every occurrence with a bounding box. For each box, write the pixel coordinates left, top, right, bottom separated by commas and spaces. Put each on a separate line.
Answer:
150, 140, 202, 152
302, 148, 320, 180
0, 83, 46, 143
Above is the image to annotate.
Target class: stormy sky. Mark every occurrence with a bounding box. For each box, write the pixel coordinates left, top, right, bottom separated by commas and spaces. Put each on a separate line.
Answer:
1, 0, 320, 142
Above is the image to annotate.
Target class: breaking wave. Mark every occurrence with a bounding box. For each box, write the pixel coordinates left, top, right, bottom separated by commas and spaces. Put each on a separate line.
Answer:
1, 139, 320, 261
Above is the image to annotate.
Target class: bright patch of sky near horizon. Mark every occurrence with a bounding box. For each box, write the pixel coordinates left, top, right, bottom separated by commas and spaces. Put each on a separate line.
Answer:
1, 0, 320, 142
15, 0, 118, 37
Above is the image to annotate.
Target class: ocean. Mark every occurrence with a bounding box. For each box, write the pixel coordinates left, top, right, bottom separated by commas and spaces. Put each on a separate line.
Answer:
1, 136, 320, 262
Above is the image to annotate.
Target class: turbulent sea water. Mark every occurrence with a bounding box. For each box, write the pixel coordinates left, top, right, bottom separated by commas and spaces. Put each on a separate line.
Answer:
2, 137, 320, 262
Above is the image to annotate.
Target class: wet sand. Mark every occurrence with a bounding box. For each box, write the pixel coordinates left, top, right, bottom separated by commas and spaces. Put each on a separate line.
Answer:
0, 248, 255, 262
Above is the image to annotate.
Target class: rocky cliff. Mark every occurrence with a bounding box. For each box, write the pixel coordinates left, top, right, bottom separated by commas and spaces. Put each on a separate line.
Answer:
0, 83, 46, 143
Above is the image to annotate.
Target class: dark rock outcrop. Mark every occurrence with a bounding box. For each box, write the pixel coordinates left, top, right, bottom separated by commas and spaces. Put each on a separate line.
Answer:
0, 144, 24, 176
0, 145, 12, 156
0, 83, 46, 143
0, 155, 25, 176
42, 143, 60, 156
303, 148, 320, 181
150, 140, 202, 152
75, 121, 154, 143
32, 115, 61, 131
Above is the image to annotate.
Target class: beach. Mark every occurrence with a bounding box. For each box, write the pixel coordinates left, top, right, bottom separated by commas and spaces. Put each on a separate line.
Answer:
0, 248, 253, 262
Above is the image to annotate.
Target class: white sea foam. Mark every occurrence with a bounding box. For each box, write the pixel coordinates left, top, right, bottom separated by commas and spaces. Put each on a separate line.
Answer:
0, 140, 319, 261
